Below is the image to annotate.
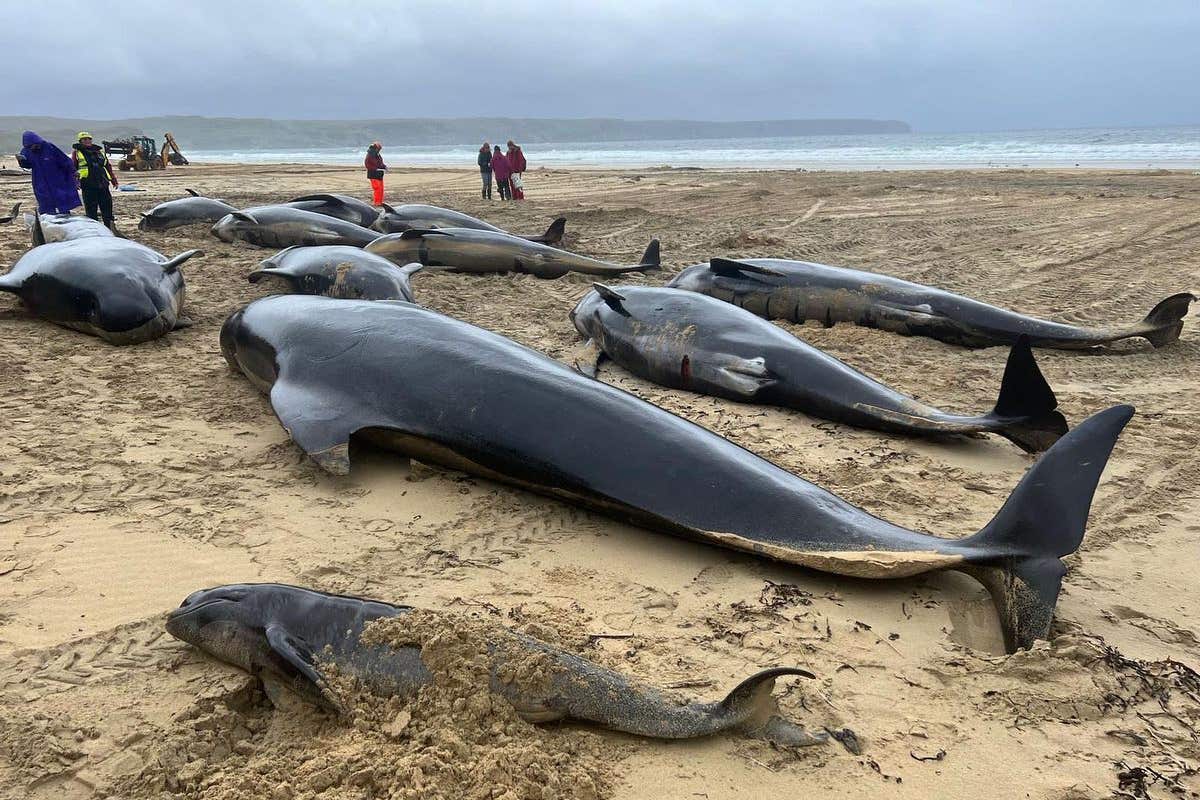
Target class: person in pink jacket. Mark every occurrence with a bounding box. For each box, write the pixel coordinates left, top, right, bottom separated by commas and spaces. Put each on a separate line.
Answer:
490, 145, 513, 201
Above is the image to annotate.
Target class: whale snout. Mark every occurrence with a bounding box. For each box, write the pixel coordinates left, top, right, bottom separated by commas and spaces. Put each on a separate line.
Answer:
219, 308, 246, 370
210, 217, 237, 243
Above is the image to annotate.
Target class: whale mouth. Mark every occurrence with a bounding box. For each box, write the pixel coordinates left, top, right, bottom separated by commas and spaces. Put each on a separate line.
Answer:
166, 597, 224, 622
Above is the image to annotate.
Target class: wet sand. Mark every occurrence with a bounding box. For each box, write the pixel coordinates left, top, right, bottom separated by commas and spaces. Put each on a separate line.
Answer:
1, 163, 1198, 799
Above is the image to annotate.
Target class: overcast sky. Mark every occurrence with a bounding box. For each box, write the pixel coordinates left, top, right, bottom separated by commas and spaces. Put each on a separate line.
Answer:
4, 0, 1197, 132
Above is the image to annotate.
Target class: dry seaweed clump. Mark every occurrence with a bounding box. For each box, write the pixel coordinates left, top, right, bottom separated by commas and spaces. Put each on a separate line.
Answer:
116, 611, 617, 800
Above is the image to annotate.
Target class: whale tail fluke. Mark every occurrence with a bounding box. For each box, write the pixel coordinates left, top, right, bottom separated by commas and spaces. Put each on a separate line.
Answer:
633, 238, 661, 272
526, 217, 567, 246
990, 335, 1069, 452
963, 404, 1134, 652
1138, 292, 1195, 348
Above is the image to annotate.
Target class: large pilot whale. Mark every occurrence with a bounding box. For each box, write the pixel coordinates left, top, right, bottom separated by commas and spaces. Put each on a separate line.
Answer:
220, 295, 1134, 652
0, 237, 199, 343
372, 202, 567, 245
249, 246, 423, 302
669, 258, 1195, 350
570, 284, 1068, 452
365, 229, 659, 278
211, 206, 381, 249
167, 583, 842, 748
139, 189, 237, 231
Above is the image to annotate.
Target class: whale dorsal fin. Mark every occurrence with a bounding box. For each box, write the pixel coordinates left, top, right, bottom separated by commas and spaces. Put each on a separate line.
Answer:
230, 211, 259, 224
380, 202, 397, 214
709, 258, 784, 277
264, 624, 343, 713
593, 283, 627, 313
185, 188, 200, 197
290, 193, 345, 205
398, 228, 453, 240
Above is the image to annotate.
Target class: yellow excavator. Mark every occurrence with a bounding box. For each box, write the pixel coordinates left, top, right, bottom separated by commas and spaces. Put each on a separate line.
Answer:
102, 132, 189, 171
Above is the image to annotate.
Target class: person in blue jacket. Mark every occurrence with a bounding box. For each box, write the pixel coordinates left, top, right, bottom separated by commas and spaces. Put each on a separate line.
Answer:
16, 131, 81, 215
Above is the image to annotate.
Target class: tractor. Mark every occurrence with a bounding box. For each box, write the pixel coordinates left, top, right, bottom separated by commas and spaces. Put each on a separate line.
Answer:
102, 133, 189, 171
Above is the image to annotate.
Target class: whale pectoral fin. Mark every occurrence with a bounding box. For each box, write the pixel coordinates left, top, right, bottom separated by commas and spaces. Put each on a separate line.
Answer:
570, 338, 606, 378
264, 624, 343, 713
714, 357, 776, 396
268, 378, 359, 475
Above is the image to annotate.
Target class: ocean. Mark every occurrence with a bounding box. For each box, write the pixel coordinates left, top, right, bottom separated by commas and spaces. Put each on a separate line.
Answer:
186, 125, 1200, 170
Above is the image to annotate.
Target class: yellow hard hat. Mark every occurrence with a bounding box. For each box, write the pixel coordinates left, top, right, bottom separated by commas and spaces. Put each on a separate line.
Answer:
77, 131, 92, 140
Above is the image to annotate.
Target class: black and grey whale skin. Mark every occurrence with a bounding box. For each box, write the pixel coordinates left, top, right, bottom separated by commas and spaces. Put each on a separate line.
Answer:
284, 193, 382, 228
0, 236, 200, 344
166, 583, 841, 748
570, 284, 1068, 452
249, 245, 423, 302
211, 206, 381, 249
365, 227, 658, 279
372, 202, 567, 246
668, 258, 1195, 350
138, 189, 238, 231
220, 295, 1134, 652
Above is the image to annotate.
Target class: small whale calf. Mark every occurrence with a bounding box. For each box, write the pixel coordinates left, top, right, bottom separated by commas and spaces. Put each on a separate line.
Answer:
167, 583, 843, 747
669, 258, 1195, 350
211, 206, 381, 249
571, 284, 1068, 451
139, 189, 237, 231
366, 228, 659, 279
372, 202, 567, 246
0, 238, 199, 344
221, 295, 1133, 651
250, 245, 423, 302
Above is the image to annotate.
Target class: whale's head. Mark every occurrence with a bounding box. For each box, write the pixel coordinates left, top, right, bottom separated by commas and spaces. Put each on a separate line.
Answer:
137, 209, 166, 232
568, 289, 604, 339
210, 211, 259, 243
664, 263, 712, 293
219, 304, 280, 393
166, 584, 275, 674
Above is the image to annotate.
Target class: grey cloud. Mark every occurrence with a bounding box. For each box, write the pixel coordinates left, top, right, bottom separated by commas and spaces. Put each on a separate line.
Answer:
3, 0, 1197, 131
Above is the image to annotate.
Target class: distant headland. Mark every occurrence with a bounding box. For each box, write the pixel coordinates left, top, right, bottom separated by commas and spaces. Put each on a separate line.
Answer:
0, 116, 911, 152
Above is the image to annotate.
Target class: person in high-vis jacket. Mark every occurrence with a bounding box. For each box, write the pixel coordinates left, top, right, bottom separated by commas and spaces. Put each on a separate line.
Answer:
71, 132, 119, 230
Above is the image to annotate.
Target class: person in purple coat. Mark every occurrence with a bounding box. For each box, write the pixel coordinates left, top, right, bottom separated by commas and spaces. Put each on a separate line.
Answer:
16, 131, 81, 215
490, 145, 513, 201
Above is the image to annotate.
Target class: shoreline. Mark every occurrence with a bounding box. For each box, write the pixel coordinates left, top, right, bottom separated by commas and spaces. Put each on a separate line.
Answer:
6, 158, 1196, 176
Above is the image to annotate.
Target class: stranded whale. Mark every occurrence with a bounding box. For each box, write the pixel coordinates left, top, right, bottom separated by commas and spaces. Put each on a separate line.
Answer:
220, 295, 1134, 652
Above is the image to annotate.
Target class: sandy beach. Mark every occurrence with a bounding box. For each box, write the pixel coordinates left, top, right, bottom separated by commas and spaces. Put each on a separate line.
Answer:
1, 163, 1197, 799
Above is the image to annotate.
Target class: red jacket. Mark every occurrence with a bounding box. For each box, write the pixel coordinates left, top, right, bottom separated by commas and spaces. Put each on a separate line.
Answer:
508, 147, 527, 173
491, 151, 513, 180
364, 147, 386, 179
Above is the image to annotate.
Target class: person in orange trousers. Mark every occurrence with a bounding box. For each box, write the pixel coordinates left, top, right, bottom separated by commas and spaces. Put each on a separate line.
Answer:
364, 141, 387, 205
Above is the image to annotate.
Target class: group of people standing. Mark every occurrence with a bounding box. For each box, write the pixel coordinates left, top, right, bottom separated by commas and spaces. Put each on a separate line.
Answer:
477, 141, 527, 200
362, 139, 530, 206
16, 130, 121, 230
